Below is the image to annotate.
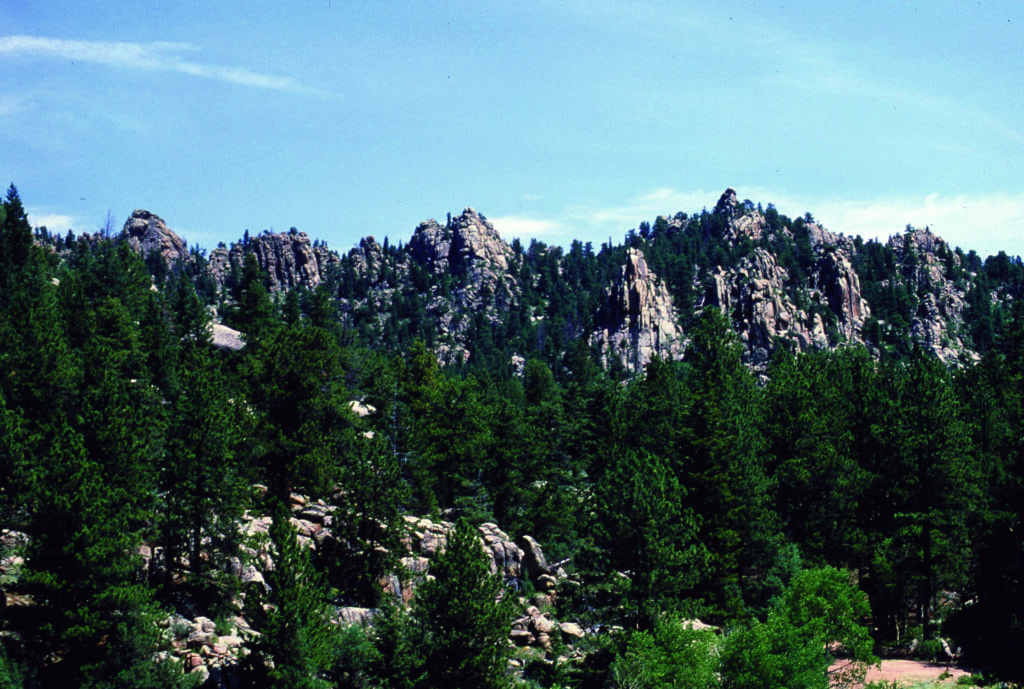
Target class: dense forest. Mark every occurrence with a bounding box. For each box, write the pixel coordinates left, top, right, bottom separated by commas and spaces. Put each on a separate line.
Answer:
1, 183, 1023, 688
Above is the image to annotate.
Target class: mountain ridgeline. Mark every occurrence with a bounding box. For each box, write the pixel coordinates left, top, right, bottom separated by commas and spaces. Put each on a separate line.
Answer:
107, 188, 1020, 369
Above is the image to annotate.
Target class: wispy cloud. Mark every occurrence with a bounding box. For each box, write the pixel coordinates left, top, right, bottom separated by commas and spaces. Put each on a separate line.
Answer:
0, 35, 309, 92
811, 192, 1024, 257
567, 188, 723, 230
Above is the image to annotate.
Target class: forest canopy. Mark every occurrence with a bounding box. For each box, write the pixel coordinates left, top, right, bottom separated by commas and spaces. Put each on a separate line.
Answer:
1, 184, 1022, 686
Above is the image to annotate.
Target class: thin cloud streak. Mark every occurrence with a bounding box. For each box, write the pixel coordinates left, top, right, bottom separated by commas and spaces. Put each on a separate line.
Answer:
0, 35, 309, 92
813, 192, 1024, 257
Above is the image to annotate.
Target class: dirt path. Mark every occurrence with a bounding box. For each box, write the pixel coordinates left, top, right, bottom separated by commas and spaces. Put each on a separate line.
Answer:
831, 658, 969, 687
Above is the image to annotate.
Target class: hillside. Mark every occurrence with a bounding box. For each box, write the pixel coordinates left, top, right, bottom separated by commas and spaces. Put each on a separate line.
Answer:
4, 183, 1024, 687
100, 189, 1022, 371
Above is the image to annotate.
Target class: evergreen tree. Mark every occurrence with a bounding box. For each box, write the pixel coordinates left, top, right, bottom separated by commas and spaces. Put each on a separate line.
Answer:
231, 253, 279, 345
331, 433, 409, 606
245, 324, 355, 502
874, 348, 981, 637
585, 448, 708, 630
160, 344, 247, 585
0, 185, 35, 299
412, 518, 516, 689
250, 499, 337, 688
681, 308, 778, 618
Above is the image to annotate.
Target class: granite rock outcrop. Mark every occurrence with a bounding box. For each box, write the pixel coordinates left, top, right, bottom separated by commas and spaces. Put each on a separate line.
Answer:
592, 248, 683, 371
207, 230, 340, 293
120, 209, 190, 267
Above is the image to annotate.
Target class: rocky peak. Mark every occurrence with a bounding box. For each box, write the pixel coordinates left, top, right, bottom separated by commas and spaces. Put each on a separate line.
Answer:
120, 209, 189, 266
714, 188, 741, 219
886, 228, 970, 362
348, 235, 385, 279
592, 248, 682, 371
408, 207, 513, 277
207, 231, 340, 293
715, 189, 768, 244
890, 227, 953, 288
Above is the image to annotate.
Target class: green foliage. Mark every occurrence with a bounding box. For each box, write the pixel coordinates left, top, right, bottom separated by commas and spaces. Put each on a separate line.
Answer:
160, 344, 248, 582
4, 183, 1024, 685
720, 567, 876, 689
330, 434, 409, 606
249, 499, 338, 688
610, 617, 719, 689
411, 518, 517, 689
245, 324, 356, 501
585, 448, 708, 629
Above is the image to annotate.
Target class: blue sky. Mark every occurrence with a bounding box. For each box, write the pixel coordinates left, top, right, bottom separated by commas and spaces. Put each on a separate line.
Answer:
3, 1, 1023, 258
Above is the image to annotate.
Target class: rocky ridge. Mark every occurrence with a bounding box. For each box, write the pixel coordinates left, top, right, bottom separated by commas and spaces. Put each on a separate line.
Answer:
704, 190, 872, 364
207, 231, 340, 293
111, 188, 992, 367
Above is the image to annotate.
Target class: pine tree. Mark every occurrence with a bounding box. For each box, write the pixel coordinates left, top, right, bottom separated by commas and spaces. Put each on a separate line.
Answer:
681, 308, 778, 617
331, 433, 409, 606
250, 499, 337, 688
160, 344, 247, 584
412, 519, 516, 689
232, 253, 279, 344
245, 324, 355, 502
585, 448, 708, 630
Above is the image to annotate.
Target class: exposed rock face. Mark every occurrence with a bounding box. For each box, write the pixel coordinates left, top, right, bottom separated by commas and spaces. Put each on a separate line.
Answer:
703, 190, 870, 364
407, 208, 517, 314
208, 231, 340, 293
708, 248, 827, 363
401, 209, 518, 364
119, 190, 987, 370
890, 228, 971, 362
408, 208, 513, 278
592, 248, 682, 371
401, 516, 526, 581
120, 210, 189, 266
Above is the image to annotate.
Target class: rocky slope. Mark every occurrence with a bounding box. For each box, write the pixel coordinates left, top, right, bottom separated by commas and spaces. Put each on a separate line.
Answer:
134, 493, 572, 684
704, 189, 872, 364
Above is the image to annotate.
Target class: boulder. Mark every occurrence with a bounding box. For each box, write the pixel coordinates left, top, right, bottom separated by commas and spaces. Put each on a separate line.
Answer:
559, 622, 585, 641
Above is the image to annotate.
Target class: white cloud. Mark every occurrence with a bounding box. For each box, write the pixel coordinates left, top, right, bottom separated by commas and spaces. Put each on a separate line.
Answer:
812, 192, 1024, 257
567, 188, 723, 230
489, 215, 562, 240
543, 187, 1024, 258
27, 209, 79, 233
0, 93, 32, 116
0, 35, 309, 92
